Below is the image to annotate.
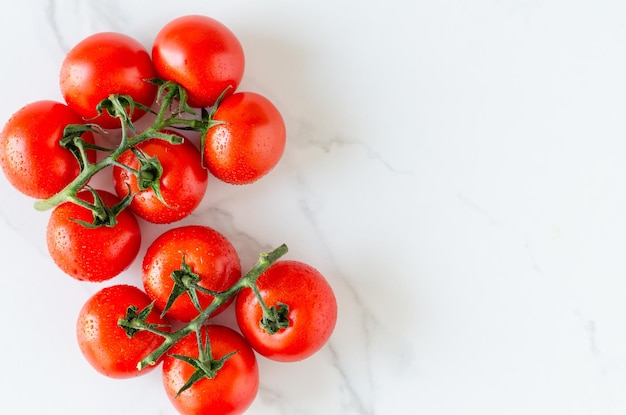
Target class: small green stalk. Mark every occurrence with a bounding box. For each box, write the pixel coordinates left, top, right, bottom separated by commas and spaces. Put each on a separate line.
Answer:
160, 254, 205, 317
249, 282, 290, 334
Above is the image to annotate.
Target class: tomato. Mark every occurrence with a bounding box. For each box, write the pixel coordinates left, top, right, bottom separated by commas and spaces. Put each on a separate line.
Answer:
76, 284, 169, 379
60, 32, 157, 129
46, 189, 141, 282
162, 324, 258, 415
235, 260, 337, 362
203, 92, 286, 185
152, 15, 245, 108
143, 225, 241, 322
0, 100, 96, 199
112, 130, 208, 224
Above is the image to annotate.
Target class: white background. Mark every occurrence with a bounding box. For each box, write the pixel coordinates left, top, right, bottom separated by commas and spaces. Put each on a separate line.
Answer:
2, 1, 626, 414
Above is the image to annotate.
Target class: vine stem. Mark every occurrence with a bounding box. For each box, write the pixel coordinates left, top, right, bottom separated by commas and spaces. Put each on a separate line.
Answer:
32, 83, 209, 213
136, 243, 288, 371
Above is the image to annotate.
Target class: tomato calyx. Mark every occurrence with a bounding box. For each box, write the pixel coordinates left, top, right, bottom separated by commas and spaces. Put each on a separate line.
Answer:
96, 94, 141, 130
133, 148, 162, 190
93, 92, 157, 131
69, 186, 134, 228
59, 124, 110, 171
149, 79, 197, 120
118, 301, 170, 339
259, 302, 291, 335
248, 278, 291, 334
169, 327, 238, 397
161, 255, 218, 317
124, 147, 172, 208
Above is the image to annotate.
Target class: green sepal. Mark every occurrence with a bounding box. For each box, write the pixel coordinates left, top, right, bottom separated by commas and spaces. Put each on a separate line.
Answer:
70, 186, 133, 228
199, 86, 231, 168
96, 94, 137, 133
117, 302, 162, 339
260, 302, 291, 335
170, 328, 238, 397
59, 124, 108, 171
161, 255, 204, 317
149, 79, 197, 117
130, 147, 172, 209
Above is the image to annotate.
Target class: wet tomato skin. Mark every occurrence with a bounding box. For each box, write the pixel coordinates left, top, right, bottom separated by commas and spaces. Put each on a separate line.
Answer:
76, 284, 170, 379
142, 225, 242, 322
46, 189, 141, 282
60, 32, 157, 128
152, 15, 245, 108
235, 260, 337, 362
162, 324, 259, 415
112, 131, 208, 224
0, 100, 96, 199
203, 92, 286, 185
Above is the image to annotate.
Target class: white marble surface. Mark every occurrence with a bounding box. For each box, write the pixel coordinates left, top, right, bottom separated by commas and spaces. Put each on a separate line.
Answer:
2, 0, 626, 414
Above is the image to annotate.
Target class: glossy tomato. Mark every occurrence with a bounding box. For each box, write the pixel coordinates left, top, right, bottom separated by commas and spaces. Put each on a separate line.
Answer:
0, 100, 96, 199
203, 92, 286, 185
76, 284, 169, 379
142, 225, 241, 322
152, 15, 245, 108
162, 324, 258, 415
60, 32, 157, 128
112, 130, 208, 224
46, 189, 141, 282
235, 260, 337, 362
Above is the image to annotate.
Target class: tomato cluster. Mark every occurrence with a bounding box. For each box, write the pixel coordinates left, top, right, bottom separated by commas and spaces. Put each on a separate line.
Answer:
0, 15, 337, 415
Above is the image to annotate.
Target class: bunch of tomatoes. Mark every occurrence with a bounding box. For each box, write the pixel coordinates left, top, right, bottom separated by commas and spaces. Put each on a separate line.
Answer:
0, 15, 337, 415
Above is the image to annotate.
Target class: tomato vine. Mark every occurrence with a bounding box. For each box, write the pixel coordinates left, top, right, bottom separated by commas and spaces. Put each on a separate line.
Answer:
33, 80, 224, 224
0, 15, 337, 414
120, 243, 289, 373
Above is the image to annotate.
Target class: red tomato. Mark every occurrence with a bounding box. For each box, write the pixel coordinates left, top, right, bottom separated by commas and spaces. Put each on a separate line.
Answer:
60, 32, 157, 129
203, 92, 286, 185
46, 189, 141, 282
162, 324, 258, 415
0, 100, 96, 199
112, 131, 208, 224
76, 284, 169, 379
152, 15, 245, 108
235, 260, 337, 362
143, 225, 241, 322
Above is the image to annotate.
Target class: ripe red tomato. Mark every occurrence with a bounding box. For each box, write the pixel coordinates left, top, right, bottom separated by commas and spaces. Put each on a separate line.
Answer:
0, 100, 96, 199
203, 92, 286, 185
76, 284, 169, 379
112, 130, 208, 224
235, 260, 337, 362
142, 225, 241, 322
46, 189, 141, 282
162, 324, 259, 415
60, 32, 157, 129
152, 15, 245, 108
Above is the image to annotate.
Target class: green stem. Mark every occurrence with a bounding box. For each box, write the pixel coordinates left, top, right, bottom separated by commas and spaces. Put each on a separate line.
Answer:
153, 85, 178, 127
34, 160, 107, 211
137, 243, 288, 370
67, 192, 99, 212
109, 160, 139, 175
249, 279, 275, 318
33, 86, 199, 213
